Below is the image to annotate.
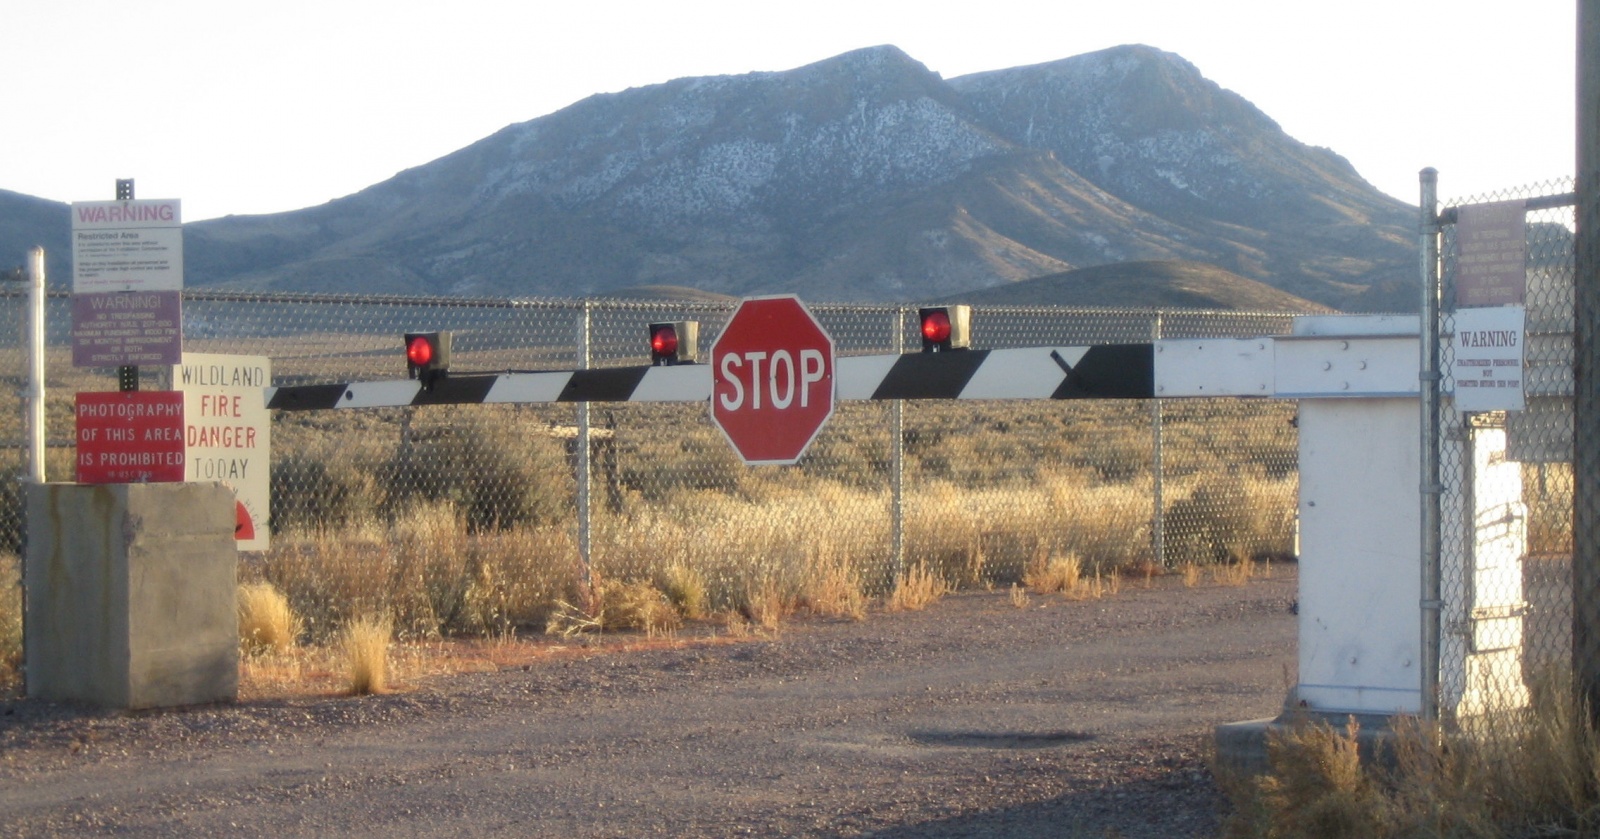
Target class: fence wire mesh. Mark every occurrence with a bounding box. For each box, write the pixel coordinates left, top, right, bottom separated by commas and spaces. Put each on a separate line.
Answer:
1, 289, 1299, 642
1435, 177, 1576, 717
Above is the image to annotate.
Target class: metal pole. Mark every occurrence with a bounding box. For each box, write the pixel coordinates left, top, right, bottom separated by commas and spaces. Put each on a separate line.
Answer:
1573, 0, 1600, 720
26, 248, 46, 483
1150, 312, 1166, 567
1419, 167, 1443, 722
891, 307, 906, 581
114, 180, 138, 392
576, 301, 593, 586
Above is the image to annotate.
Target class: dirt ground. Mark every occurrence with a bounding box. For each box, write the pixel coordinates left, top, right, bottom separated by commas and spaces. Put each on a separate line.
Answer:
0, 566, 1297, 838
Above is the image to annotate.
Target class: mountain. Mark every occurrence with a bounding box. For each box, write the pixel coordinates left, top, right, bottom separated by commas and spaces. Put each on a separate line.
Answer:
2, 45, 1419, 311
945, 260, 1335, 312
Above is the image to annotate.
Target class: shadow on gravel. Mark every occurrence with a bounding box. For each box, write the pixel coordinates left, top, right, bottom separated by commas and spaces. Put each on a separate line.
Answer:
906, 729, 1096, 749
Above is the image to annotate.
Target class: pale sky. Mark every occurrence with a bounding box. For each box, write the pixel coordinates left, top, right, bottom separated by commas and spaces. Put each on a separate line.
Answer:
3, 1, 1576, 222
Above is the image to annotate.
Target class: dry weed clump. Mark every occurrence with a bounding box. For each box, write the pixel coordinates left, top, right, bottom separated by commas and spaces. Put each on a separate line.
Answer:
342, 614, 393, 695
657, 563, 707, 620
0, 553, 20, 690
1221, 677, 1600, 838
545, 576, 682, 638
800, 552, 868, 621
237, 581, 300, 655
886, 562, 949, 612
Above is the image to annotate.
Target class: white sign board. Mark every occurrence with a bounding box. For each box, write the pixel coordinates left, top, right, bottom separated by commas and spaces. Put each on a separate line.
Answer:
1452, 306, 1526, 412
71, 199, 184, 293
171, 353, 272, 550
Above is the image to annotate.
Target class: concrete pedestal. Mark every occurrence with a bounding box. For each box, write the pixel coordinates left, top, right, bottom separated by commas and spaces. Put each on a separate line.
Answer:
25, 482, 238, 709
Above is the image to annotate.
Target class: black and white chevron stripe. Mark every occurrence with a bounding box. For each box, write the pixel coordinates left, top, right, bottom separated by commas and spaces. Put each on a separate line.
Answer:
265, 344, 1154, 411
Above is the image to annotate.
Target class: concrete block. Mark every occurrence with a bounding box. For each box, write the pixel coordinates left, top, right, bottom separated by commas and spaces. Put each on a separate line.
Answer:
25, 482, 238, 709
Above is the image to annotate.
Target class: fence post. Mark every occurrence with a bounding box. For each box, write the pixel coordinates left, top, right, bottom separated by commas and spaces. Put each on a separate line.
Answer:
576, 301, 593, 586
1419, 167, 1443, 721
19, 248, 46, 484
891, 307, 906, 582
1574, 0, 1600, 721
1150, 312, 1166, 567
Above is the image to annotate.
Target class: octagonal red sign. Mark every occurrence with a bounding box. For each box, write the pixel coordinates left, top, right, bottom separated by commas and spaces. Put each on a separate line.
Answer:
710, 296, 835, 465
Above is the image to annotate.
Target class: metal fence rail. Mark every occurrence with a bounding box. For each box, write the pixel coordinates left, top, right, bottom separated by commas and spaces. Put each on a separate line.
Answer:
2, 290, 1299, 639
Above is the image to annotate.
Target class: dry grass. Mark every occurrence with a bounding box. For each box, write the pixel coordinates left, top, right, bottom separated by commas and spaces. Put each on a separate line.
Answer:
657, 563, 707, 620
238, 581, 300, 656
342, 614, 393, 695
885, 562, 949, 612
1212, 558, 1256, 587
1221, 674, 1600, 838
545, 575, 683, 638
800, 552, 868, 621
0, 553, 20, 690
739, 574, 793, 632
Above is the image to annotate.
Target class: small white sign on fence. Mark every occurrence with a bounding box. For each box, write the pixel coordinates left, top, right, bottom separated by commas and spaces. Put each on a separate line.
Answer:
1452, 305, 1526, 412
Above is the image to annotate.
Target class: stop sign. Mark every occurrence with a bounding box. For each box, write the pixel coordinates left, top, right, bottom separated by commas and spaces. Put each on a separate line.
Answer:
710, 296, 836, 465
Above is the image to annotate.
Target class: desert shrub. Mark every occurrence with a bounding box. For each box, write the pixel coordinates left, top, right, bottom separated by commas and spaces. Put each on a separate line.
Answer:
886, 561, 948, 612
271, 452, 376, 533
382, 411, 570, 532
800, 550, 868, 620
1165, 471, 1294, 566
1222, 675, 1600, 838
237, 581, 300, 655
341, 613, 393, 695
545, 575, 681, 637
657, 563, 707, 620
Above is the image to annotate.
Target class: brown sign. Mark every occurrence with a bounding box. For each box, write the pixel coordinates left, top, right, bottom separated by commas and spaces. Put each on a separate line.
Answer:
1455, 200, 1526, 308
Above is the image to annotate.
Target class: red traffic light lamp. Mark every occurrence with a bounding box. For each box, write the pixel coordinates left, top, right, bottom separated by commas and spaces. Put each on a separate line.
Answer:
404, 331, 451, 389
649, 321, 699, 365
918, 305, 971, 352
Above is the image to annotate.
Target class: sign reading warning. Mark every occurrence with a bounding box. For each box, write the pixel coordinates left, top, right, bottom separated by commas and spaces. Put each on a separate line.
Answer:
71, 199, 184, 293
1453, 306, 1526, 412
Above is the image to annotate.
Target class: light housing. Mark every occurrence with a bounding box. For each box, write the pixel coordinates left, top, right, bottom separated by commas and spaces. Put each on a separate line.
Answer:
649, 321, 699, 365
404, 331, 452, 389
918, 305, 971, 352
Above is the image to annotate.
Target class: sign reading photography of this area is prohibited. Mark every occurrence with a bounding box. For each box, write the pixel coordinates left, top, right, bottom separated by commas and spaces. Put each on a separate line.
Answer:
710, 296, 836, 465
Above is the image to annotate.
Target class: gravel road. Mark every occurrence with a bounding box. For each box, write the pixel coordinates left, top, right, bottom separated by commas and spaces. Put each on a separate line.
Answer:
0, 566, 1296, 838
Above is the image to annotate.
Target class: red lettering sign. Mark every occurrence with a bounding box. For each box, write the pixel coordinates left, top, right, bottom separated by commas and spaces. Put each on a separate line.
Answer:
75, 391, 186, 483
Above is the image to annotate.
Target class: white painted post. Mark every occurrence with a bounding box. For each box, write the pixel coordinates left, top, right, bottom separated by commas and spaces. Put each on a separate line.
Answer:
25, 247, 46, 483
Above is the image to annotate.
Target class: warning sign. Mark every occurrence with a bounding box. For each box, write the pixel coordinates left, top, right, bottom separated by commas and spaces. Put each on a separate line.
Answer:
75, 391, 186, 484
172, 353, 272, 551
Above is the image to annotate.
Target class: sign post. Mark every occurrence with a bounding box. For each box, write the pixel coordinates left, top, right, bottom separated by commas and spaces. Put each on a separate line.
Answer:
709, 296, 835, 465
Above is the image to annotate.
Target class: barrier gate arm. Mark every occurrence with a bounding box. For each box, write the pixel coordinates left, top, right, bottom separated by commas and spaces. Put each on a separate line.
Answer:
264, 333, 1421, 411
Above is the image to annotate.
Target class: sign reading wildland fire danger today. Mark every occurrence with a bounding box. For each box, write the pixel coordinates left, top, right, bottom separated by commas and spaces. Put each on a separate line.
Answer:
171, 353, 271, 551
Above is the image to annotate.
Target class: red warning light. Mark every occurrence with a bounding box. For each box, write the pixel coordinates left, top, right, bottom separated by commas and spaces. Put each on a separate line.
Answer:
406, 335, 435, 367
918, 306, 971, 352
651, 325, 679, 357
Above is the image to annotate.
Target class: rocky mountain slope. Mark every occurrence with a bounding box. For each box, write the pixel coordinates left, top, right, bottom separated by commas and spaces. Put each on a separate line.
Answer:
2, 45, 1418, 311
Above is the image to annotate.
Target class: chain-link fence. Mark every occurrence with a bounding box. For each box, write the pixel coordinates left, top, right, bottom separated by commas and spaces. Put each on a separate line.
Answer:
1429, 176, 1576, 718
1, 289, 1299, 640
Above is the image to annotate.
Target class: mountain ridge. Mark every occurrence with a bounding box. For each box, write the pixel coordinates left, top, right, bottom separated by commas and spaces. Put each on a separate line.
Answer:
1, 44, 1416, 312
